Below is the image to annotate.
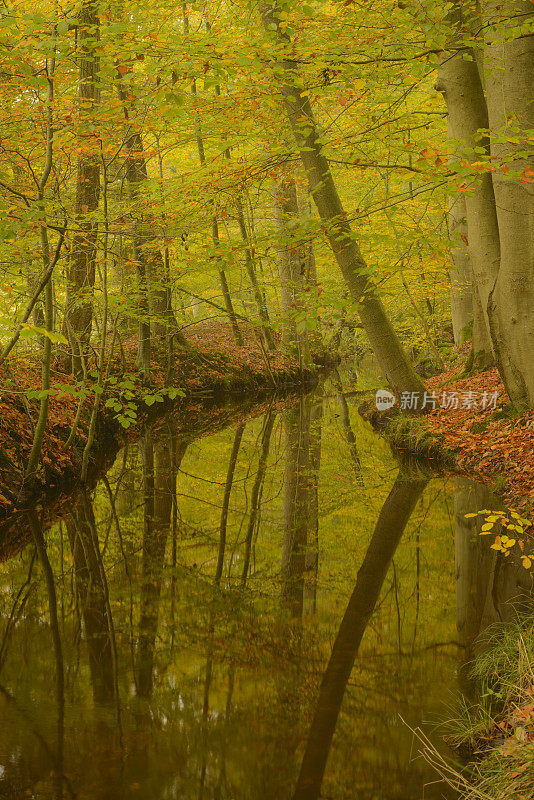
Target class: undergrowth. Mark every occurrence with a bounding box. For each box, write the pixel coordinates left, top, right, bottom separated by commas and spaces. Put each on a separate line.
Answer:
426, 616, 534, 800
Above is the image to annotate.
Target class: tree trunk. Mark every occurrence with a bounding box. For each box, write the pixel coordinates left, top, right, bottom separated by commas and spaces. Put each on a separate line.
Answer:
434, 6, 500, 368
236, 195, 275, 350
262, 7, 425, 400
274, 170, 312, 366
28, 512, 65, 798
122, 130, 188, 356
64, 1, 100, 376
448, 191, 473, 347
330, 369, 363, 477
282, 396, 313, 618
241, 413, 275, 586
483, 0, 534, 409
454, 477, 534, 695
216, 423, 245, 585
184, 6, 243, 346
211, 216, 244, 345
137, 428, 187, 698
304, 388, 322, 616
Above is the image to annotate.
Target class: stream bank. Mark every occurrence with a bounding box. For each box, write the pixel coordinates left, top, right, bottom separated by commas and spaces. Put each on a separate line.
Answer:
0, 321, 331, 523
362, 366, 534, 520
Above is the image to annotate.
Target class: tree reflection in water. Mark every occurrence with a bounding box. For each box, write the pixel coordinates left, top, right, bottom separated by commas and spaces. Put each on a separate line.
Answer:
0, 382, 532, 800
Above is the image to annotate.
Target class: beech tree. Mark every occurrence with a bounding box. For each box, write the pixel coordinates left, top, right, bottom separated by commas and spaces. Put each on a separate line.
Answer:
483, 0, 534, 409
64, 1, 101, 376
406, 0, 534, 407
261, 2, 426, 399
434, 2, 500, 369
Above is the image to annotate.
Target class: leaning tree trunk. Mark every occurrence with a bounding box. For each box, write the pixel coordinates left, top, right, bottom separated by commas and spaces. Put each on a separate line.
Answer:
434, 3, 500, 369
293, 471, 428, 800
483, 0, 534, 409
64, 0, 100, 377
235, 195, 275, 350
262, 6, 425, 400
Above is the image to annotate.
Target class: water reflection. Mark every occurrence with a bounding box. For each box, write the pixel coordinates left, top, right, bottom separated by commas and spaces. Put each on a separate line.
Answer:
0, 375, 531, 799
65, 491, 114, 704
293, 471, 428, 800
28, 511, 65, 800
454, 477, 534, 696
281, 391, 322, 618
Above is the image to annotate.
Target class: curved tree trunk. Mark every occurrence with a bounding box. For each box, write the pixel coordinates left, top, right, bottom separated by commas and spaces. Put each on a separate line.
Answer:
65, 491, 114, 704
241, 413, 275, 586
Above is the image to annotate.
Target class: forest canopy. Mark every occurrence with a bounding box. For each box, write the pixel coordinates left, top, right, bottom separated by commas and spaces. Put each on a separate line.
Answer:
0, 0, 533, 491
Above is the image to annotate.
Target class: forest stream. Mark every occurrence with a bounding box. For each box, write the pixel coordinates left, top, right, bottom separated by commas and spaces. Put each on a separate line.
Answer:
0, 370, 532, 800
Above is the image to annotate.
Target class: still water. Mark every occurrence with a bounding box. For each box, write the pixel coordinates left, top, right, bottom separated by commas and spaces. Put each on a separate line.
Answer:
0, 371, 532, 799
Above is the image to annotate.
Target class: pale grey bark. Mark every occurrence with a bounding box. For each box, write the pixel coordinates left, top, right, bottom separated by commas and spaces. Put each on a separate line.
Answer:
483, 0, 534, 408
434, 6, 500, 368
448, 192, 473, 347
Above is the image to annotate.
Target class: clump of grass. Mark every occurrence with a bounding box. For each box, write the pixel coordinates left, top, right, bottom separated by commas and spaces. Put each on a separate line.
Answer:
413, 616, 534, 799
440, 692, 497, 751
467, 744, 534, 800
471, 614, 534, 706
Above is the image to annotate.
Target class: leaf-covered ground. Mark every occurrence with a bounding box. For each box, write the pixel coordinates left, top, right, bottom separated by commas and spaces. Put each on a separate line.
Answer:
425, 367, 534, 514
0, 322, 317, 523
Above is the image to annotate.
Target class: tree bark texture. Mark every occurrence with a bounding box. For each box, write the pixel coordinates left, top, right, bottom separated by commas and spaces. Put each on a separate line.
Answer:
64, 1, 100, 375
484, 0, 534, 408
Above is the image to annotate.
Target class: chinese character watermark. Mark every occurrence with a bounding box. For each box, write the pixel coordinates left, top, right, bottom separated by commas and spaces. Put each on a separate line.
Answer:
376, 389, 499, 412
